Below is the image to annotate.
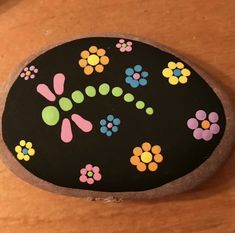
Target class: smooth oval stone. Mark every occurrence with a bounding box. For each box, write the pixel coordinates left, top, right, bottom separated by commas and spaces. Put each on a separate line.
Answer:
0, 36, 235, 200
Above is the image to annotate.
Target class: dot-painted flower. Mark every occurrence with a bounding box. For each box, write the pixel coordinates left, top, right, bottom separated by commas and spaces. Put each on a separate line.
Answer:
37, 73, 93, 143
125, 65, 149, 88
79, 164, 102, 184
187, 110, 220, 141
130, 142, 163, 172
116, 39, 133, 52
20, 65, 38, 80
162, 61, 191, 85
15, 140, 35, 161
100, 114, 121, 137
78, 46, 109, 75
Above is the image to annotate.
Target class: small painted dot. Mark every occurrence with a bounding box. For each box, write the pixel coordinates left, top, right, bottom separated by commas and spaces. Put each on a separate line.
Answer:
15, 145, 22, 153
87, 54, 99, 66
85, 86, 96, 97
100, 119, 106, 126
24, 155, 30, 161
28, 148, 35, 156
139, 78, 147, 86
176, 62, 184, 69
130, 156, 140, 166
99, 83, 110, 95
71, 90, 84, 104
134, 65, 142, 72
154, 154, 163, 163
112, 87, 123, 97
181, 68, 191, 76
106, 131, 112, 137
169, 76, 179, 85
59, 97, 73, 111
112, 126, 118, 132
107, 114, 114, 121
87, 171, 93, 177
136, 101, 145, 109
133, 147, 142, 156
209, 112, 219, 123
141, 152, 152, 163
20, 140, 26, 147
107, 122, 113, 128
146, 107, 154, 115
201, 120, 210, 129
141, 71, 149, 78
100, 126, 107, 133
168, 61, 177, 69
113, 118, 121, 125
125, 68, 134, 76
179, 76, 188, 84
26, 142, 32, 149
173, 69, 181, 77
137, 162, 147, 172
133, 73, 141, 80
22, 148, 28, 155
148, 162, 158, 172
124, 93, 134, 102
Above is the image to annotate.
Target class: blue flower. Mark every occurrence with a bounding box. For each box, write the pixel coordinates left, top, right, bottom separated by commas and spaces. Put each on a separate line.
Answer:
125, 65, 149, 88
100, 115, 121, 137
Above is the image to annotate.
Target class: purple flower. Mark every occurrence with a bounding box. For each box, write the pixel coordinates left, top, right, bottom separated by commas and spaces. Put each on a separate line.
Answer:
187, 110, 220, 141
20, 65, 38, 80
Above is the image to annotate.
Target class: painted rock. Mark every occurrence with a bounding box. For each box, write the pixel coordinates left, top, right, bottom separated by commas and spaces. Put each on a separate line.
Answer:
0, 36, 234, 200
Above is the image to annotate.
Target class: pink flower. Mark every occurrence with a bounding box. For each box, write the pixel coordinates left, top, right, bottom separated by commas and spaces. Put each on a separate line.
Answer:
20, 65, 38, 80
36, 73, 93, 143
187, 110, 220, 141
79, 164, 102, 184
116, 39, 132, 52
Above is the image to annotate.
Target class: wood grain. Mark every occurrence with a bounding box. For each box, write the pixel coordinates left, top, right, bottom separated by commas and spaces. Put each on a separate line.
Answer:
0, 0, 235, 232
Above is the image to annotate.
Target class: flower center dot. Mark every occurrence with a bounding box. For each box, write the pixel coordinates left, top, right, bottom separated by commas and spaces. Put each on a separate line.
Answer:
133, 73, 141, 80
141, 152, 153, 163
26, 71, 31, 76
87, 54, 100, 66
173, 69, 181, 77
121, 43, 127, 48
22, 148, 28, 155
107, 122, 113, 128
87, 171, 93, 177
201, 120, 210, 129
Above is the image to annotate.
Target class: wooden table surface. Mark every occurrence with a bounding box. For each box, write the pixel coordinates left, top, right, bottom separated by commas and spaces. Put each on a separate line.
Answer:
0, 0, 235, 232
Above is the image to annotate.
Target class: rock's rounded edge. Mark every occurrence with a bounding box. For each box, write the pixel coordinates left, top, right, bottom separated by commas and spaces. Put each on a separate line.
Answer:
0, 34, 234, 201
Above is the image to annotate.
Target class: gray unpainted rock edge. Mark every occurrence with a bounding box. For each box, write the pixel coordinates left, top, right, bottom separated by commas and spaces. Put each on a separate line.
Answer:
0, 34, 234, 201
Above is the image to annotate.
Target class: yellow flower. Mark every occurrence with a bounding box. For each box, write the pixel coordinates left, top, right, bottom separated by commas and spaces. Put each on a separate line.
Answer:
162, 61, 191, 85
130, 142, 163, 172
15, 140, 35, 161
79, 46, 109, 75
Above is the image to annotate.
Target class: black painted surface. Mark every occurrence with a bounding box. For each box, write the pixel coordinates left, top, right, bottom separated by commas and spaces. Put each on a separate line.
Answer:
2, 37, 226, 192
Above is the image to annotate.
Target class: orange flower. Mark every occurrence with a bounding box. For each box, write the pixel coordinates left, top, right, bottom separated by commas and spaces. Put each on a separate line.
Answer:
78, 46, 109, 75
130, 142, 163, 172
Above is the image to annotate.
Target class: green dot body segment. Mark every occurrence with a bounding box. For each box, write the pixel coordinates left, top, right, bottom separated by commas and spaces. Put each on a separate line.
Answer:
136, 101, 145, 109
124, 93, 134, 102
59, 97, 73, 111
146, 107, 154, 115
112, 87, 123, 97
64, 84, 154, 116
71, 90, 84, 103
85, 86, 96, 97
99, 83, 110, 95
42, 106, 60, 126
